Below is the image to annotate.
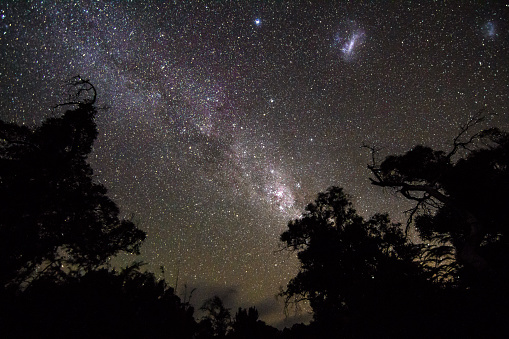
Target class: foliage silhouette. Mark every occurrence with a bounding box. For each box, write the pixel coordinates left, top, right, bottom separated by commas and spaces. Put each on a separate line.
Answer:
0, 78, 202, 338
196, 300, 280, 339
367, 113, 509, 285
366, 113, 509, 336
0, 78, 146, 288
280, 186, 435, 337
228, 307, 280, 339
0, 264, 196, 339
197, 295, 232, 338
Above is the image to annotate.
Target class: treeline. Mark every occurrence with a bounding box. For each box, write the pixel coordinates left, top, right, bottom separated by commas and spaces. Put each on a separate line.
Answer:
1, 80, 508, 337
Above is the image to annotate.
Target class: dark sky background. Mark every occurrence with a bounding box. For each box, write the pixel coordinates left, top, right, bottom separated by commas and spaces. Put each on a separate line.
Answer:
1, 0, 508, 328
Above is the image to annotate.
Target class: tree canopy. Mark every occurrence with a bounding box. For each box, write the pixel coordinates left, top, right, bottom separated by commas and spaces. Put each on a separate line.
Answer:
0, 80, 146, 289
1, 264, 196, 339
367, 113, 509, 286
362, 114, 509, 337
279, 186, 433, 336
197, 295, 232, 338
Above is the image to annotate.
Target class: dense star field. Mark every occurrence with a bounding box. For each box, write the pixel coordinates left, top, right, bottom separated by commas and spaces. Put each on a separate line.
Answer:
1, 1, 508, 327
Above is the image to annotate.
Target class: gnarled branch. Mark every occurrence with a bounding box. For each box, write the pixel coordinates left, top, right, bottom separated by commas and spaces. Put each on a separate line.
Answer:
54, 75, 97, 109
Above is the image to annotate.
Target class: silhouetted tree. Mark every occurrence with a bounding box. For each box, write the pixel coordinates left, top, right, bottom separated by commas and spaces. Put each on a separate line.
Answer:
228, 307, 280, 339
366, 112, 509, 284
1, 263, 196, 339
198, 296, 231, 338
366, 112, 509, 336
281, 323, 318, 339
280, 187, 433, 336
0, 77, 146, 288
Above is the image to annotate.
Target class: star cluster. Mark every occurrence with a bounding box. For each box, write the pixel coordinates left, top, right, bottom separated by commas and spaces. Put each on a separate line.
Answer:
1, 0, 508, 328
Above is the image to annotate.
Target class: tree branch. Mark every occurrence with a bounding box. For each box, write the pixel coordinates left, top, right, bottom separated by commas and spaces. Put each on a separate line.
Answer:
364, 116, 494, 273
53, 75, 97, 109
446, 109, 494, 159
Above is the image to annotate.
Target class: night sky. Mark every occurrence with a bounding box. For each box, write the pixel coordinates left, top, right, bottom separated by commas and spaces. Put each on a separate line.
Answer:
1, 0, 508, 328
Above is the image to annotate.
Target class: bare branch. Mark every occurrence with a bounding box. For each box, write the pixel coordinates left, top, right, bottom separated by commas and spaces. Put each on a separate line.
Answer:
54, 75, 97, 109
447, 109, 495, 159
361, 143, 383, 168
402, 195, 429, 235
370, 179, 452, 206
363, 144, 386, 185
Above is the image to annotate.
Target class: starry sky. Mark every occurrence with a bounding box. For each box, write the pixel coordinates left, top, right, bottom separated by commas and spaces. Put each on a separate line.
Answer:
1, 0, 508, 328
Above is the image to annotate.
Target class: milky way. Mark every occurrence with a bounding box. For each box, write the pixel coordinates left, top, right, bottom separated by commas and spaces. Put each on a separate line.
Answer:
1, 1, 508, 327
